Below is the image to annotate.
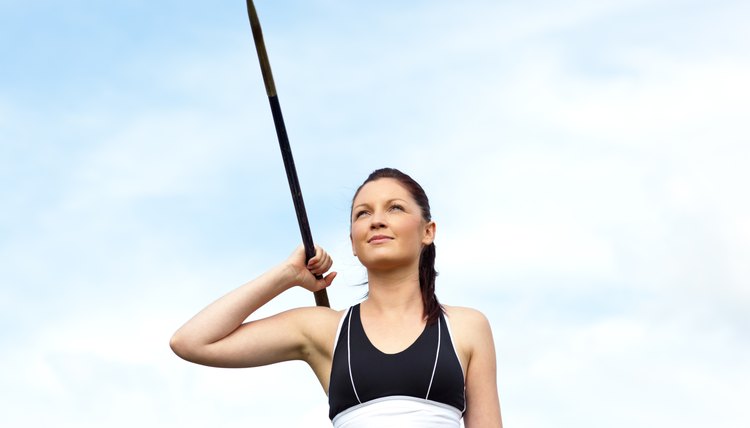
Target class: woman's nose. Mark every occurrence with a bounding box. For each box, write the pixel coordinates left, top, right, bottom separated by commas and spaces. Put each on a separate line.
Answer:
369, 210, 387, 229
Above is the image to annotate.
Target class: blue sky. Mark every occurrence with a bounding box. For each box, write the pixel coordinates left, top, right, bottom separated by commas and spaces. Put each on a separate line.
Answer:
2, 0, 749, 426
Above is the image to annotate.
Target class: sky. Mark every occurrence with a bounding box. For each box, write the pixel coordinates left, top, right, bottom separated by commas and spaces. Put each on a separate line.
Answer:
1, 0, 749, 426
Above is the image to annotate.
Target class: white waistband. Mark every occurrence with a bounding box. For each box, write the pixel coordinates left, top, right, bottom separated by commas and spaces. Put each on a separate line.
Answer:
332, 396, 462, 428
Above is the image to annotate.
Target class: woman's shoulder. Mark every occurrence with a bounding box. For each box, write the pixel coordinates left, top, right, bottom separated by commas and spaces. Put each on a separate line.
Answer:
443, 304, 490, 326
285, 305, 348, 327
441, 305, 494, 351
278, 306, 349, 358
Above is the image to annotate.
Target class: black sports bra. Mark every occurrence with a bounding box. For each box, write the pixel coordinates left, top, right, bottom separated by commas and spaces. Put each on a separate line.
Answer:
328, 304, 466, 420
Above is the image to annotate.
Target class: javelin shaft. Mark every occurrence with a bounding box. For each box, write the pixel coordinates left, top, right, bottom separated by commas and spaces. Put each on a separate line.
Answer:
246, 0, 330, 308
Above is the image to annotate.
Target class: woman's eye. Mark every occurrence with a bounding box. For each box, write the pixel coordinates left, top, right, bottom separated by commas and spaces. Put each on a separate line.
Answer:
354, 210, 369, 219
390, 204, 404, 212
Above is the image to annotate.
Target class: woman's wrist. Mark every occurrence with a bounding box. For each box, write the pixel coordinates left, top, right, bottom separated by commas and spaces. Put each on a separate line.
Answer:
272, 260, 303, 290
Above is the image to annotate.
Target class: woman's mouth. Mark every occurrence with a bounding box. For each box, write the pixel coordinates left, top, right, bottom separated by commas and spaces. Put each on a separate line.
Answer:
367, 235, 393, 244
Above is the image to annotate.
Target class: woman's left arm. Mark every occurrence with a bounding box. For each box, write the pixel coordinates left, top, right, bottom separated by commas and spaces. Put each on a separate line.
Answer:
459, 309, 503, 428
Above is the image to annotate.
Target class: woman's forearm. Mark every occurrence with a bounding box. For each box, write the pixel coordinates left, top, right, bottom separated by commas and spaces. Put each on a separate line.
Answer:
169, 262, 296, 357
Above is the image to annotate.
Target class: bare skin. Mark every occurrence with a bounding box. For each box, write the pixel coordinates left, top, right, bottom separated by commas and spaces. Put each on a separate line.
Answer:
170, 178, 502, 427
169, 245, 342, 387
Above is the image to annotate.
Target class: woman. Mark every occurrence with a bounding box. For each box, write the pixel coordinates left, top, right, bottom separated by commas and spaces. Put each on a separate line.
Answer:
170, 168, 502, 427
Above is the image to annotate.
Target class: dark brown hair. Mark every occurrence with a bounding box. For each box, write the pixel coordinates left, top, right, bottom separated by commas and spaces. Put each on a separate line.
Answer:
351, 168, 442, 324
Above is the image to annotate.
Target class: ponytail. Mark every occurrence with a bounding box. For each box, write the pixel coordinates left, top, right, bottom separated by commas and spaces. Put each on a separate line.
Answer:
420, 242, 442, 325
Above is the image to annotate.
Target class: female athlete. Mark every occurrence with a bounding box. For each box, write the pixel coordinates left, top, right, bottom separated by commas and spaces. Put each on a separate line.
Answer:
170, 168, 503, 427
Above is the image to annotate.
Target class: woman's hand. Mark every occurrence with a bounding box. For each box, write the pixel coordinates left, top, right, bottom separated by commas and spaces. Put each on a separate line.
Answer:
285, 244, 337, 292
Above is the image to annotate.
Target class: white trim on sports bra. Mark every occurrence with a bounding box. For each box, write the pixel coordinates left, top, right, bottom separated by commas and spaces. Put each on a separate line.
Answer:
442, 313, 467, 413
330, 308, 349, 357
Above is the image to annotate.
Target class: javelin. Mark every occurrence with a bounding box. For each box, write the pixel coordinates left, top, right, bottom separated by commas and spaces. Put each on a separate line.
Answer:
245, 0, 330, 308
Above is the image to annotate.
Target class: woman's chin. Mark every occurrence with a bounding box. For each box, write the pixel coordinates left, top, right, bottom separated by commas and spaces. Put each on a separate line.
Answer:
359, 255, 417, 273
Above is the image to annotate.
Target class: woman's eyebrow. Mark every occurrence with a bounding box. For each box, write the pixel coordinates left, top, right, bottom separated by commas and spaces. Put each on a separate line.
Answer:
353, 198, 408, 210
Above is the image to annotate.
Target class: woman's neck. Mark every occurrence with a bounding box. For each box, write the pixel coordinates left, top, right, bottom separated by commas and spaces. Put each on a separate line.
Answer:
363, 266, 423, 316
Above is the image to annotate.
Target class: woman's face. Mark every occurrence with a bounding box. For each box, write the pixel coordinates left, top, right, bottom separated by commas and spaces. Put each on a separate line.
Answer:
350, 178, 435, 271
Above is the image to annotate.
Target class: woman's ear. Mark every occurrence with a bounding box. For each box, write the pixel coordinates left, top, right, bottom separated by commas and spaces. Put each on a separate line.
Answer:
422, 221, 436, 246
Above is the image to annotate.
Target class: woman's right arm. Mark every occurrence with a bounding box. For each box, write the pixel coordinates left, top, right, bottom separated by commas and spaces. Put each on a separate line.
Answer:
169, 245, 336, 368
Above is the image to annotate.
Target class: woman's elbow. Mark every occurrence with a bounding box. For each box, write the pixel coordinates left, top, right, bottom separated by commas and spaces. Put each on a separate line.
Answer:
169, 330, 198, 362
